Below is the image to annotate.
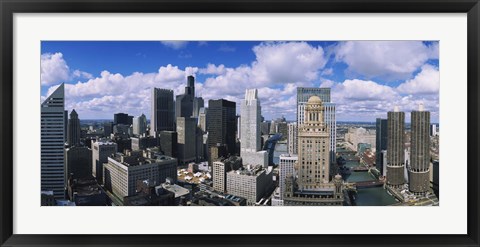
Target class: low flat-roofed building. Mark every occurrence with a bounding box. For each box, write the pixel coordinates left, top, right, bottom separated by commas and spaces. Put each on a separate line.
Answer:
157, 182, 190, 205
226, 165, 273, 205
103, 150, 177, 199
67, 176, 109, 206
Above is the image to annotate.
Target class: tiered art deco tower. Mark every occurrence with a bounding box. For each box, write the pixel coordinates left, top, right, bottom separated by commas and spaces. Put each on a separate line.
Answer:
297, 96, 331, 189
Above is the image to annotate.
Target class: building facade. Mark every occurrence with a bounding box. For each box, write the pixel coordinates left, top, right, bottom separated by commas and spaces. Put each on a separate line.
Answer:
240, 89, 268, 167
132, 113, 147, 136
375, 118, 388, 174
284, 96, 344, 206
207, 99, 236, 156
65, 146, 92, 180
226, 165, 273, 205
150, 88, 175, 137
92, 140, 117, 184
159, 131, 177, 158
409, 105, 431, 195
296, 87, 336, 166
386, 108, 406, 188
279, 154, 297, 200
41, 83, 66, 199
67, 109, 81, 146
287, 122, 297, 155
176, 117, 197, 164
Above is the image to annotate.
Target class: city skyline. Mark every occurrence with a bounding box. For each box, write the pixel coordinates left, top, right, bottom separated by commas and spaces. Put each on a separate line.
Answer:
41, 41, 439, 122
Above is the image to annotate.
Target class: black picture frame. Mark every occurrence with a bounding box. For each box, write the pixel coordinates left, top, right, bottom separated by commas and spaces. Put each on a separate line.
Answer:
1, 0, 479, 246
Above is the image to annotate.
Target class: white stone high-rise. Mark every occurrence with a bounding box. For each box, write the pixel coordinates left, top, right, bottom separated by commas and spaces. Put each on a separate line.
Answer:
287, 122, 297, 155
41, 83, 66, 199
132, 113, 147, 136
240, 89, 268, 167
279, 154, 297, 200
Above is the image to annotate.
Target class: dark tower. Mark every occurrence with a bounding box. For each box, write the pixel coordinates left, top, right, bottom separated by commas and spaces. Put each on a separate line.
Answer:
375, 118, 388, 174
207, 99, 236, 157
67, 109, 81, 146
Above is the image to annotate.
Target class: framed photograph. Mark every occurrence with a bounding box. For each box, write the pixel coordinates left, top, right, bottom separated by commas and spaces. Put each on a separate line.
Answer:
1, 0, 479, 246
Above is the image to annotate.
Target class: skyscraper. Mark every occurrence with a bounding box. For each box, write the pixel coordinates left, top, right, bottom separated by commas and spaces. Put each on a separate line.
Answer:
279, 154, 297, 200
150, 88, 175, 136
283, 96, 343, 206
176, 75, 205, 120
41, 83, 66, 199
92, 140, 117, 184
296, 87, 336, 168
297, 96, 331, 188
240, 89, 268, 167
133, 113, 147, 136
386, 107, 406, 188
65, 146, 92, 180
409, 104, 431, 195
176, 117, 197, 164
67, 109, 81, 147
375, 118, 388, 174
114, 113, 133, 125
287, 122, 297, 155
207, 99, 236, 156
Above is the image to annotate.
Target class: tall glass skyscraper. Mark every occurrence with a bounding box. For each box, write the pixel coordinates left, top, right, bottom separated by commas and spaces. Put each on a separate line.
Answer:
150, 88, 175, 136
375, 118, 388, 174
41, 83, 66, 199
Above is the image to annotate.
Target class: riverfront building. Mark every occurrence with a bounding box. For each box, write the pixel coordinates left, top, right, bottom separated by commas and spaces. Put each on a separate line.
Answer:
296, 87, 336, 169
284, 96, 344, 206
386, 107, 406, 188
409, 104, 431, 195
375, 118, 388, 174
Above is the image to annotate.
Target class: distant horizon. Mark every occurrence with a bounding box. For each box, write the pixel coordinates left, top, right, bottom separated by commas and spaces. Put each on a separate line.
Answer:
42, 41, 439, 122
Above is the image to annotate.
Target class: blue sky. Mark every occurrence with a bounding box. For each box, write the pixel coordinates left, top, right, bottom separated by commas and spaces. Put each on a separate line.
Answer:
41, 41, 439, 122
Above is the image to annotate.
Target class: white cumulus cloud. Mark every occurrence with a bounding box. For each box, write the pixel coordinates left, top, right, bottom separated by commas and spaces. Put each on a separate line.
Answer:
396, 64, 439, 94
41, 52, 70, 86
335, 41, 438, 81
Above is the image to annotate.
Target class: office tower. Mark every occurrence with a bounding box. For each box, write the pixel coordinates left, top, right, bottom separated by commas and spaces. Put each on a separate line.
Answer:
193, 97, 204, 118
65, 146, 92, 179
296, 87, 336, 166
287, 123, 297, 155
64, 110, 68, 142
212, 156, 242, 193
114, 113, 132, 125
198, 107, 207, 132
269, 120, 277, 134
409, 104, 431, 195
240, 89, 268, 167
133, 113, 147, 136
430, 123, 438, 137
207, 99, 236, 156
386, 107, 406, 188
176, 117, 197, 164
91, 140, 117, 183
160, 131, 177, 158
103, 151, 177, 199
279, 154, 297, 200
67, 109, 81, 147
176, 75, 195, 119
375, 118, 388, 174
151, 88, 175, 137
297, 96, 330, 188
260, 121, 270, 135
226, 165, 273, 205
104, 122, 113, 137
41, 83, 66, 199
131, 136, 158, 151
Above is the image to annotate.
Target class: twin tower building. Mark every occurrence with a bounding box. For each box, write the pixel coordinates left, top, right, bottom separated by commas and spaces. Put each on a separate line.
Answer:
387, 105, 431, 195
